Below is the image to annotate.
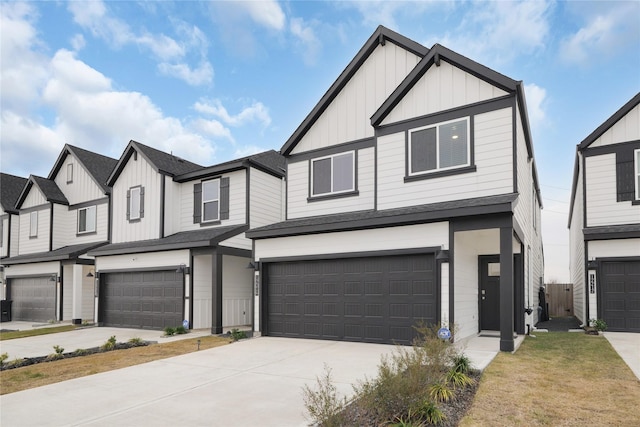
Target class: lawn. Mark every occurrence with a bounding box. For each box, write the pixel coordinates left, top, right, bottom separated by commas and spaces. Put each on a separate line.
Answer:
0, 325, 78, 341
460, 332, 640, 426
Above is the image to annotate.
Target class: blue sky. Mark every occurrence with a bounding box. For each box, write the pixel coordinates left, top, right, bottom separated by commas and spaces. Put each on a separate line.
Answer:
1, 1, 639, 281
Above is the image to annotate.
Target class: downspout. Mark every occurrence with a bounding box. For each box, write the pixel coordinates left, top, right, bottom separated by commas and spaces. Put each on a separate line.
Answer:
6, 215, 11, 257
49, 202, 54, 251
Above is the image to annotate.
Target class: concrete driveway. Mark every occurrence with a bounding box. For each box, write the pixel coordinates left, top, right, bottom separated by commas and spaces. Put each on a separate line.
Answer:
1, 337, 398, 426
603, 332, 640, 380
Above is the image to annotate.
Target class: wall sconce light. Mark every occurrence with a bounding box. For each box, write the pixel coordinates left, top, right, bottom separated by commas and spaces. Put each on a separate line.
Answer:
587, 259, 598, 269
49, 274, 58, 282
247, 261, 260, 270
176, 264, 191, 274
86, 269, 95, 278
435, 250, 449, 262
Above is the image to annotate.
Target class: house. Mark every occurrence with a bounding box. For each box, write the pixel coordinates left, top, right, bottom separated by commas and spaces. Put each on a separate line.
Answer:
1, 145, 118, 323
247, 26, 544, 351
568, 93, 640, 332
1, 173, 29, 299
88, 140, 285, 333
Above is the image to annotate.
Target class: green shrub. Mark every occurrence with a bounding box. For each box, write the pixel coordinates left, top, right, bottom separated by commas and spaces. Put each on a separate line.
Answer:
0, 352, 8, 367
590, 318, 607, 331
302, 364, 346, 427
128, 337, 143, 345
429, 382, 453, 402
451, 354, 472, 373
164, 327, 176, 336
414, 400, 446, 425
101, 335, 117, 351
175, 325, 187, 335
446, 369, 475, 389
229, 328, 247, 342
74, 348, 88, 356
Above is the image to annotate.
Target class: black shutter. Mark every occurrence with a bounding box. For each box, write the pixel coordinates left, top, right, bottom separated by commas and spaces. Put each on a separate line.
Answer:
126, 189, 131, 221
193, 183, 202, 224
140, 186, 145, 218
616, 150, 634, 202
220, 177, 230, 220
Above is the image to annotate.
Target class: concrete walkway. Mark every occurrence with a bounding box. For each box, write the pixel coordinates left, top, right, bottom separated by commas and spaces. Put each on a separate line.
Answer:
603, 332, 640, 380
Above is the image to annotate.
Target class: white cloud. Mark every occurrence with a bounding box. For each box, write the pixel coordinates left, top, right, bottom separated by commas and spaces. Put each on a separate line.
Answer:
192, 118, 234, 143
290, 17, 321, 66
237, 0, 286, 31
524, 83, 547, 138
194, 99, 271, 128
70, 34, 86, 51
158, 61, 213, 86
234, 145, 266, 158
559, 3, 640, 66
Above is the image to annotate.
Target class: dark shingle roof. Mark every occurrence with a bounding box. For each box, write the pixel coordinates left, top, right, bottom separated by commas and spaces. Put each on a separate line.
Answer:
174, 149, 285, 182
247, 150, 286, 176
247, 193, 518, 239
31, 176, 69, 205
89, 225, 247, 256
134, 141, 203, 176
67, 145, 118, 192
0, 173, 28, 213
2, 241, 108, 264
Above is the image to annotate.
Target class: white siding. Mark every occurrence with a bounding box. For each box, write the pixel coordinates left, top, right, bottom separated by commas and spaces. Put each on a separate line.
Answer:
10, 213, 20, 257
18, 207, 50, 255
179, 169, 247, 232
590, 104, 640, 148
585, 154, 640, 226
21, 186, 46, 208
95, 250, 189, 272
249, 168, 283, 228
81, 265, 95, 321
4, 261, 59, 277
62, 264, 73, 320
53, 155, 104, 205
381, 60, 509, 126
453, 231, 482, 340
111, 154, 162, 243
255, 222, 449, 261
0, 215, 7, 258
52, 202, 109, 249
377, 108, 513, 210
164, 176, 181, 236
287, 147, 375, 219
222, 255, 252, 327
220, 235, 252, 251
569, 158, 586, 324
588, 239, 640, 258
292, 42, 421, 154
193, 254, 212, 329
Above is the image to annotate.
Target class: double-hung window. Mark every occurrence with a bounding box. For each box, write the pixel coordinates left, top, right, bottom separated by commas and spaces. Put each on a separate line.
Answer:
30, 211, 38, 237
66, 163, 73, 183
635, 149, 640, 200
202, 179, 220, 222
129, 187, 141, 221
311, 151, 355, 197
78, 206, 96, 234
409, 118, 470, 175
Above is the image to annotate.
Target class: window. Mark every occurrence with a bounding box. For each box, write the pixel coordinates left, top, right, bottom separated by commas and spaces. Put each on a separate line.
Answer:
635, 149, 640, 200
311, 151, 355, 197
78, 206, 96, 234
409, 118, 469, 175
127, 186, 144, 221
67, 163, 73, 183
202, 179, 220, 222
30, 211, 38, 237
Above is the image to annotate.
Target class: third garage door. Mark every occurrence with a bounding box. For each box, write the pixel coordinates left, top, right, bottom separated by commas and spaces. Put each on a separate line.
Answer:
265, 253, 436, 344
601, 260, 640, 332
101, 270, 183, 330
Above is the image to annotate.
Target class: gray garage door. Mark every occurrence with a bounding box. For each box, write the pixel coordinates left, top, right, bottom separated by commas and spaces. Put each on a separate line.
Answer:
101, 270, 183, 330
601, 260, 640, 332
8, 276, 56, 322
265, 253, 436, 345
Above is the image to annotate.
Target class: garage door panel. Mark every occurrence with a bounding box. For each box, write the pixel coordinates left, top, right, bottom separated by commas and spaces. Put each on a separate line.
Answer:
601, 260, 640, 332
9, 277, 56, 322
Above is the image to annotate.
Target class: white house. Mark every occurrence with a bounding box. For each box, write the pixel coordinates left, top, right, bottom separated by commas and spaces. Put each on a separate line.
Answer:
89, 140, 285, 333
1, 173, 28, 299
247, 26, 544, 351
568, 92, 640, 332
2, 145, 117, 323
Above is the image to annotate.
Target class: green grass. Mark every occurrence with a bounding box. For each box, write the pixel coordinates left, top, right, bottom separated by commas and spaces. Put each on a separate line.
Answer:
0, 325, 77, 341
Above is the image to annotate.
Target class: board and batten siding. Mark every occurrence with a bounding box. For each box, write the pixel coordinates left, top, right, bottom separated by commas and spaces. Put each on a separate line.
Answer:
588, 104, 640, 148
569, 159, 586, 324
0, 215, 7, 258
51, 202, 109, 249
453, 231, 482, 340
291, 42, 421, 155
585, 154, 640, 226
110, 154, 162, 244
249, 168, 283, 228
255, 222, 449, 261
287, 147, 375, 219
222, 255, 253, 327
377, 108, 513, 210
18, 206, 50, 255
179, 169, 246, 232
192, 253, 212, 329
381, 60, 509, 126
53, 155, 104, 205
22, 186, 47, 208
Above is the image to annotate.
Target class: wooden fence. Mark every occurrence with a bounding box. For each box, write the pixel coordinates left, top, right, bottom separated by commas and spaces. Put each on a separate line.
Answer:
545, 283, 574, 317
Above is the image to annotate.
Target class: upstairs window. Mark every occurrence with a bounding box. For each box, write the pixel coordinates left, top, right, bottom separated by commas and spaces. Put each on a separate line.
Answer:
311, 151, 355, 197
127, 186, 144, 222
30, 211, 38, 237
409, 118, 469, 175
78, 206, 96, 234
202, 179, 220, 222
67, 163, 73, 183
635, 149, 640, 200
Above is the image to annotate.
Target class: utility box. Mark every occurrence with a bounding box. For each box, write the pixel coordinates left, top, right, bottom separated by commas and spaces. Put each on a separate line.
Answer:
1, 300, 12, 322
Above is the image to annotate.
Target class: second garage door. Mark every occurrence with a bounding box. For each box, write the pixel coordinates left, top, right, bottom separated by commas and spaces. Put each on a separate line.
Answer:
265, 253, 436, 345
8, 276, 56, 322
601, 260, 640, 332
101, 270, 183, 330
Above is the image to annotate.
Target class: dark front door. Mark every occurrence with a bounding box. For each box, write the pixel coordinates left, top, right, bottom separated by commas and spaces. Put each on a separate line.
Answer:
479, 256, 500, 330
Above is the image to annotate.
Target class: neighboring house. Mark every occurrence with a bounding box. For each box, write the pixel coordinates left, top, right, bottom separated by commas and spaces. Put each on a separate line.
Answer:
247, 26, 544, 351
2, 145, 117, 323
568, 93, 640, 332
1, 173, 29, 299
89, 140, 285, 333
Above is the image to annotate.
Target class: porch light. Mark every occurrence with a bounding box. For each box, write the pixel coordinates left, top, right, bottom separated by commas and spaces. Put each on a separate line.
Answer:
587, 259, 598, 269
247, 261, 260, 270
86, 269, 95, 278
176, 264, 191, 274
435, 250, 449, 262
49, 274, 58, 282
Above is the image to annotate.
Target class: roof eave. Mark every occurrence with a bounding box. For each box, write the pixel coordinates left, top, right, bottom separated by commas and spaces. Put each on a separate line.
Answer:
577, 92, 640, 151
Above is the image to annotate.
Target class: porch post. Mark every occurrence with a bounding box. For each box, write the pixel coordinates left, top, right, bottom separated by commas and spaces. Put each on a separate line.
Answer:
499, 226, 514, 351
71, 264, 83, 324
211, 249, 223, 334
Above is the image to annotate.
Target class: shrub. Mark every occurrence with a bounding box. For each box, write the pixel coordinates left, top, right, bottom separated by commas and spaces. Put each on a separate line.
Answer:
74, 348, 88, 356
229, 328, 247, 342
46, 345, 65, 361
451, 354, 472, 374
414, 400, 446, 425
175, 325, 187, 335
302, 364, 347, 427
101, 335, 117, 351
0, 352, 8, 367
128, 337, 143, 345
446, 369, 475, 389
164, 327, 176, 336
429, 382, 454, 402
590, 318, 607, 332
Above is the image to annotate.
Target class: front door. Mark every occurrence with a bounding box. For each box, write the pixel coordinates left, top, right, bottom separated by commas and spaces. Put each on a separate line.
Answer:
479, 256, 500, 330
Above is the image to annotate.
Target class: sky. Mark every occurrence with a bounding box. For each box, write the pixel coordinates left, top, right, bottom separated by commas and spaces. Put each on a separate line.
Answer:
1, 0, 639, 282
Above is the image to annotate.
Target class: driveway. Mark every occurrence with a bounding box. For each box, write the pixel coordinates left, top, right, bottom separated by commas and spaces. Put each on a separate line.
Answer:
1, 337, 398, 426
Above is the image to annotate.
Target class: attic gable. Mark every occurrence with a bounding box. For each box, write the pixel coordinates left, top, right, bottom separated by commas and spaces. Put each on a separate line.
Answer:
578, 92, 640, 150
0, 173, 28, 214
48, 144, 118, 194
16, 175, 68, 209
281, 25, 428, 156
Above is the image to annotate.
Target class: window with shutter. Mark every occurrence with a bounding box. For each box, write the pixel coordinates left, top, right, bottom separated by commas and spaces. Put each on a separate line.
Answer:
409, 118, 469, 175
128, 186, 142, 221
202, 179, 220, 222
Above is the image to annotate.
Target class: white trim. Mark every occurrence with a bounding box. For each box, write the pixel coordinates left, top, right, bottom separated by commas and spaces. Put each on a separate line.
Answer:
29, 211, 38, 237
130, 187, 141, 220
310, 150, 355, 196
66, 163, 73, 183
408, 116, 471, 176
634, 148, 640, 200
202, 178, 220, 223
77, 205, 97, 234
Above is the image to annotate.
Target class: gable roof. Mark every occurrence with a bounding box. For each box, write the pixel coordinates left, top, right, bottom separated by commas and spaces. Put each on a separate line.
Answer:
577, 92, 640, 151
0, 173, 28, 214
174, 150, 285, 182
1, 241, 107, 265
280, 25, 429, 156
16, 175, 69, 209
107, 140, 203, 186
48, 144, 118, 194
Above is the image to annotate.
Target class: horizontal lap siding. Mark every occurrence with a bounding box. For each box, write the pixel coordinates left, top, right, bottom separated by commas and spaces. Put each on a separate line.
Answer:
381, 60, 509, 126
287, 147, 375, 219
589, 104, 640, 148
95, 250, 189, 272
585, 154, 640, 226
18, 207, 50, 255
570, 161, 586, 323
292, 43, 420, 154
249, 169, 283, 228
377, 108, 513, 210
